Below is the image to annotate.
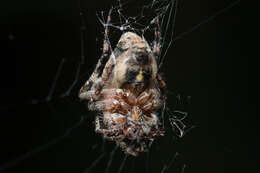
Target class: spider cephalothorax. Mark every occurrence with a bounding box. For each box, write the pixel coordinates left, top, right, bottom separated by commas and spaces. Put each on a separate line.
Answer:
79, 13, 166, 156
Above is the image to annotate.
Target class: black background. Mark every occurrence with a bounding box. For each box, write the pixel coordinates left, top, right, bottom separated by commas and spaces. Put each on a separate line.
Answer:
0, 0, 254, 173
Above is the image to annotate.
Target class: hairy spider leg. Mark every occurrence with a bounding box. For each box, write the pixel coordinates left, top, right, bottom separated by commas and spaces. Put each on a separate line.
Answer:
95, 116, 125, 141
95, 116, 119, 135
156, 74, 167, 98
151, 17, 167, 98
152, 16, 161, 62
79, 9, 113, 97
92, 8, 118, 100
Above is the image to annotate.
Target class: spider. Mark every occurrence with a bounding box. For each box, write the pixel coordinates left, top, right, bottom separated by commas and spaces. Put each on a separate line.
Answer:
79, 10, 167, 156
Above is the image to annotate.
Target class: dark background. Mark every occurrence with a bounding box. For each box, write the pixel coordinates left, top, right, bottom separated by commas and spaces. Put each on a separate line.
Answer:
0, 0, 254, 173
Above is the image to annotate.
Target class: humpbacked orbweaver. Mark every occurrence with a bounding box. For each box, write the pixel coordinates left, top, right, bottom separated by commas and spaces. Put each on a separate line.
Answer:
79, 11, 166, 156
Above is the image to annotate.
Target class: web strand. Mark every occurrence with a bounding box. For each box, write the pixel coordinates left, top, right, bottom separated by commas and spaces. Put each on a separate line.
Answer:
117, 154, 128, 173
0, 117, 85, 172
173, 0, 240, 42
160, 152, 179, 173
83, 152, 106, 173
104, 145, 118, 173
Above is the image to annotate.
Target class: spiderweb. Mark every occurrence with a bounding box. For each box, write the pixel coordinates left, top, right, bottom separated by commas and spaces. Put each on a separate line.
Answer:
0, 0, 240, 172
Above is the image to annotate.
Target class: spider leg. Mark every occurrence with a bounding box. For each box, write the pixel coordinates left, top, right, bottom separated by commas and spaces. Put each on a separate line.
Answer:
95, 116, 125, 141
95, 9, 113, 77
156, 74, 166, 98
95, 116, 120, 135
152, 16, 161, 63
91, 9, 119, 100
89, 99, 121, 112
103, 134, 125, 141
79, 9, 113, 99
156, 74, 167, 128
152, 18, 166, 98
92, 60, 115, 100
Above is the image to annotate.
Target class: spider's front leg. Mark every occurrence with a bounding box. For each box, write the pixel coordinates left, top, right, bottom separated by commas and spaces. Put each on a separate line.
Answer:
150, 17, 167, 99
151, 17, 166, 98
79, 9, 113, 100
152, 16, 161, 62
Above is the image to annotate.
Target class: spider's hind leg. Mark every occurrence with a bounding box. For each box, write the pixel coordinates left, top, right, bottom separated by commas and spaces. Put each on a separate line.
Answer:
95, 116, 124, 141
